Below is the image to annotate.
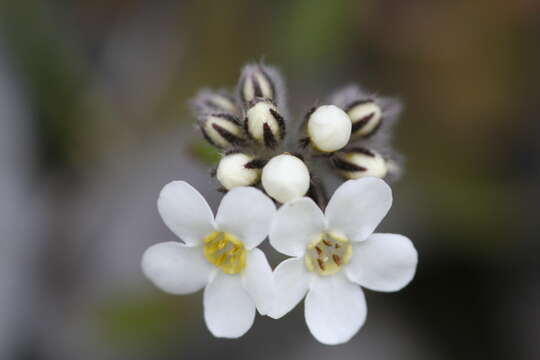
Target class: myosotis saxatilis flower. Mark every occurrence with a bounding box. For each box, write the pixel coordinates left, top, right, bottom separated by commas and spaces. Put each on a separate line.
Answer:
142, 181, 275, 338
269, 177, 417, 345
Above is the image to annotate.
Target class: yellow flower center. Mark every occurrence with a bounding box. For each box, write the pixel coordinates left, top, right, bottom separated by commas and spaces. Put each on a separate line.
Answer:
203, 232, 246, 274
305, 232, 352, 276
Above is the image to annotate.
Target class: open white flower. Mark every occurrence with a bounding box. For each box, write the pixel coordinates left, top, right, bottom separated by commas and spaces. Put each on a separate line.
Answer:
269, 177, 417, 345
142, 181, 275, 338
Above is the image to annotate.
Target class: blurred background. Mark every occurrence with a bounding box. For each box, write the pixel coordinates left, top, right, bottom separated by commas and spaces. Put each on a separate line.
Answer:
1, 0, 540, 359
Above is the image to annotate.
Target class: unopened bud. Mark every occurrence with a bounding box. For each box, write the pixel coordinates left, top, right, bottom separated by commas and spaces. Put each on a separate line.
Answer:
192, 90, 239, 115
245, 100, 285, 148
346, 100, 382, 137
217, 153, 261, 190
262, 154, 310, 203
240, 65, 275, 104
199, 113, 245, 149
332, 148, 387, 179
307, 105, 351, 152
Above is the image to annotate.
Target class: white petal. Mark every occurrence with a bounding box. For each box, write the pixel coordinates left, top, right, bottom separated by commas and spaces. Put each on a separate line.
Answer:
305, 274, 367, 345
157, 181, 215, 246
269, 198, 326, 257
203, 272, 256, 338
325, 177, 392, 242
141, 242, 212, 295
269, 257, 311, 319
215, 186, 275, 249
346, 233, 418, 292
242, 248, 274, 315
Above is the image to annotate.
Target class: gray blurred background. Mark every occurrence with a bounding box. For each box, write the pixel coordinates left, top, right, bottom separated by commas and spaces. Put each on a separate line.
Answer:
1, 0, 539, 359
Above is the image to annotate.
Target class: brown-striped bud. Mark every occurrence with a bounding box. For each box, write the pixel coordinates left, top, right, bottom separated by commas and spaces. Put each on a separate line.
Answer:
239, 65, 276, 104
332, 148, 387, 179
245, 100, 285, 148
216, 153, 262, 190
346, 100, 382, 137
199, 113, 245, 149
194, 91, 239, 115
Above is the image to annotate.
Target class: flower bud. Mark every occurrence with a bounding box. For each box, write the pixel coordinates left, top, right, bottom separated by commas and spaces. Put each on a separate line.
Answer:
197, 92, 239, 115
307, 105, 351, 153
346, 100, 382, 137
240, 65, 275, 104
199, 113, 245, 149
262, 154, 310, 203
245, 100, 285, 148
332, 148, 387, 179
217, 153, 261, 190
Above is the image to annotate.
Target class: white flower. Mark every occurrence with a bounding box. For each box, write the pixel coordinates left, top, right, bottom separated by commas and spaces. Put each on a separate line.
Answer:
261, 154, 310, 203
307, 105, 352, 152
269, 177, 417, 345
142, 181, 276, 338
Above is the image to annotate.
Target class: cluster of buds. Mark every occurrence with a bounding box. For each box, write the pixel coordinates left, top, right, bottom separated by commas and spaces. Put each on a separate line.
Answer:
191, 63, 403, 207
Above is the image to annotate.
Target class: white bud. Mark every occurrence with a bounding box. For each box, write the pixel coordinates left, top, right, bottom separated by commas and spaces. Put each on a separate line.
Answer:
347, 100, 382, 137
240, 65, 275, 103
332, 148, 387, 179
262, 154, 310, 203
217, 153, 260, 190
200, 113, 245, 148
245, 100, 284, 147
307, 105, 351, 152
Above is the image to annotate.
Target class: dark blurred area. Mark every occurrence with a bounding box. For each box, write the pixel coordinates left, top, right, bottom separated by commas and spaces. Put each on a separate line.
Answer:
1, 0, 540, 359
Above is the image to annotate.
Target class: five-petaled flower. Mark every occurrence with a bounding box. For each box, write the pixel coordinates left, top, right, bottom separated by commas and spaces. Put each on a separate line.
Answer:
268, 177, 418, 345
142, 181, 275, 338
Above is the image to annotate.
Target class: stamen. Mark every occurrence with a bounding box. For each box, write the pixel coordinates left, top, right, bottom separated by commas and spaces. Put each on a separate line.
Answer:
305, 232, 352, 276
203, 232, 246, 274
216, 253, 227, 266
227, 246, 239, 255
217, 238, 226, 249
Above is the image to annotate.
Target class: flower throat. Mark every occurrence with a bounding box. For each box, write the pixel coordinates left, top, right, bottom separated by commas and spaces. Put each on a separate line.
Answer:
305, 232, 352, 276
203, 232, 246, 274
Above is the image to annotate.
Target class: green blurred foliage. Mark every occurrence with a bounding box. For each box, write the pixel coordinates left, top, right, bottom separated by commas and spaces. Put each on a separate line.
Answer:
1, 1, 90, 169
96, 293, 200, 348
272, 0, 358, 67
